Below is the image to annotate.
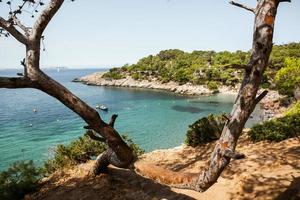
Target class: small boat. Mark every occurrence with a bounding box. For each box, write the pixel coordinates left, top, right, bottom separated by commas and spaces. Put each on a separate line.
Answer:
96, 105, 108, 111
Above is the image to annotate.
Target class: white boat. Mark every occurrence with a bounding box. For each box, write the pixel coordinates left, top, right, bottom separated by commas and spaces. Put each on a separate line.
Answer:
96, 105, 108, 111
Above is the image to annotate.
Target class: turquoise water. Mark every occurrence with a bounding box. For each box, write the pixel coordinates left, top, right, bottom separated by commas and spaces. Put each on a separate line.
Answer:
0, 69, 260, 170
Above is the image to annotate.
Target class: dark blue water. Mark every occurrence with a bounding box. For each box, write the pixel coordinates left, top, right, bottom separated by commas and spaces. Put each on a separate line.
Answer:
0, 69, 260, 170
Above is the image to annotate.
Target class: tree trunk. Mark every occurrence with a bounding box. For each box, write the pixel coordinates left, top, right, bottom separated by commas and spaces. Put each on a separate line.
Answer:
135, 0, 288, 192
0, 0, 134, 174
193, 0, 279, 191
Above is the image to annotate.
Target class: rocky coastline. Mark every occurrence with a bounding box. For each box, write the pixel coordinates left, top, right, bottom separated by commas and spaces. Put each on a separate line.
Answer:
73, 72, 239, 96
74, 72, 287, 121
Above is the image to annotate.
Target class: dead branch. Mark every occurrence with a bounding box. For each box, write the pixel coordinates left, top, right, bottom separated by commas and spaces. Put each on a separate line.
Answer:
11, 16, 30, 36
223, 63, 250, 70
255, 90, 269, 104
0, 17, 28, 44
229, 1, 255, 13
86, 130, 106, 142
0, 77, 33, 88
109, 114, 118, 128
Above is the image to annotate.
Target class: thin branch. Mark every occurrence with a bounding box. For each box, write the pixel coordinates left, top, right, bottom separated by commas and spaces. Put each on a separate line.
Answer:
11, 16, 30, 37
0, 17, 28, 44
32, 0, 64, 39
109, 114, 118, 128
223, 63, 250, 70
0, 77, 33, 88
229, 1, 255, 13
222, 149, 245, 160
86, 130, 106, 142
254, 90, 268, 104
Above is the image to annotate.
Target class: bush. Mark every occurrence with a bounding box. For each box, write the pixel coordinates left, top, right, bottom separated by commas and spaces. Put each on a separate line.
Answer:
248, 114, 300, 142
0, 160, 42, 200
0, 134, 144, 198
131, 73, 140, 80
185, 114, 226, 147
207, 81, 219, 90
43, 133, 144, 174
102, 68, 124, 80
274, 58, 300, 96
248, 102, 300, 142
121, 134, 145, 158
285, 101, 300, 116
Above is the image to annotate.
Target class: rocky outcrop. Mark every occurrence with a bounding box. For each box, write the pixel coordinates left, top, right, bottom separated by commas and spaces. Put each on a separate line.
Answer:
74, 72, 289, 122
74, 72, 238, 96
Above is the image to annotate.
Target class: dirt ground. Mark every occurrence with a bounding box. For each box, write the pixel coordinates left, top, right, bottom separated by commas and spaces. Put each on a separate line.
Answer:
28, 136, 300, 200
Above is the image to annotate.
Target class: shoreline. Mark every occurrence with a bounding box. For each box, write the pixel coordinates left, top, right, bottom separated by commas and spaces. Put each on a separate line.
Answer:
73, 72, 239, 96
74, 72, 287, 120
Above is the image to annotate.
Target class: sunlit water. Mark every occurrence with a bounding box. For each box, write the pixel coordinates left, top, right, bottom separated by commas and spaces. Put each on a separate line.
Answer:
0, 68, 261, 170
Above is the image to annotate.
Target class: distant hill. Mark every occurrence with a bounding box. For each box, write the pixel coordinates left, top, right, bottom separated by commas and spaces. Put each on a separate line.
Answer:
103, 42, 300, 91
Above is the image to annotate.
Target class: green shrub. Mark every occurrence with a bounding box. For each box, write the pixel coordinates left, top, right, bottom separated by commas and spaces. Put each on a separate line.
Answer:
274, 58, 300, 96
185, 114, 226, 147
131, 73, 140, 80
285, 101, 300, 116
121, 134, 145, 158
173, 68, 192, 84
43, 133, 144, 174
207, 81, 219, 90
43, 133, 107, 174
248, 114, 300, 142
248, 101, 300, 142
97, 43, 300, 90
102, 68, 124, 80
0, 160, 43, 200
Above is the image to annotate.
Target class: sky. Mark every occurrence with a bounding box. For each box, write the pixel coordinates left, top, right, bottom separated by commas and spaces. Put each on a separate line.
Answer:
0, 0, 300, 69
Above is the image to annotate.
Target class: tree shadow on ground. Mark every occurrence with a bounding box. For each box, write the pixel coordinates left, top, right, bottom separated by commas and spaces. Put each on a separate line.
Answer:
222, 138, 300, 200
29, 167, 195, 200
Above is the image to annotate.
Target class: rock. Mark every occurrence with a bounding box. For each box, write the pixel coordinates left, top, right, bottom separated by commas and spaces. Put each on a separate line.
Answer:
75, 72, 238, 96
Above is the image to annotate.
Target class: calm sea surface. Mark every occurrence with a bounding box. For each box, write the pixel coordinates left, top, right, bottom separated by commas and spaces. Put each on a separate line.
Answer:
0, 68, 260, 170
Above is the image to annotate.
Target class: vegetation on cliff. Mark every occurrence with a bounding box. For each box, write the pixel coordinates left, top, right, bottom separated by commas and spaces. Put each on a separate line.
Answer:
44, 133, 144, 174
103, 42, 300, 94
185, 114, 226, 147
0, 161, 43, 200
0, 133, 144, 200
248, 101, 300, 142
274, 57, 300, 96
186, 101, 300, 147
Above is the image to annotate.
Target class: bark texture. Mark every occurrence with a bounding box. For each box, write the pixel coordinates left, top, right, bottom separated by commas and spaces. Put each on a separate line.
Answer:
0, 0, 134, 174
135, 0, 289, 192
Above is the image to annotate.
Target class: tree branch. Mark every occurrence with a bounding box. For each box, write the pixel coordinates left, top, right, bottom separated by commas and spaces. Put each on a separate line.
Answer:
11, 16, 30, 37
0, 17, 28, 44
32, 0, 64, 39
109, 114, 118, 128
254, 90, 268, 105
86, 130, 106, 142
222, 148, 245, 160
229, 1, 255, 13
223, 63, 250, 70
0, 77, 34, 88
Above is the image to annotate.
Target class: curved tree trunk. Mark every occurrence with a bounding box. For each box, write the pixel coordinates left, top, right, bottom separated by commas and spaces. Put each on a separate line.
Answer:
0, 0, 134, 174
135, 0, 289, 192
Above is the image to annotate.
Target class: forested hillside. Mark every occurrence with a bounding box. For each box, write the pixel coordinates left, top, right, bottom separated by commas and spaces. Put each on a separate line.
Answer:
104, 42, 300, 93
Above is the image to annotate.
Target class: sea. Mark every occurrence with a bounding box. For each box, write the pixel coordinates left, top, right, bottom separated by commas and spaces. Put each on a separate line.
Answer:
0, 68, 261, 171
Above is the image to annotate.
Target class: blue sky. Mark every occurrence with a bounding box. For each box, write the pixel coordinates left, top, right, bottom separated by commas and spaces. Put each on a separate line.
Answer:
0, 0, 299, 69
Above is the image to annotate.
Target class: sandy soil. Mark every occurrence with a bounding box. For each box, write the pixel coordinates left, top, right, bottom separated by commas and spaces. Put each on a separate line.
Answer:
27, 136, 300, 200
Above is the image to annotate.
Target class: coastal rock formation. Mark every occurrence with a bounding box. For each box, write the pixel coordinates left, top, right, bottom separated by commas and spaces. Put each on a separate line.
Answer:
74, 72, 238, 96
74, 72, 287, 122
